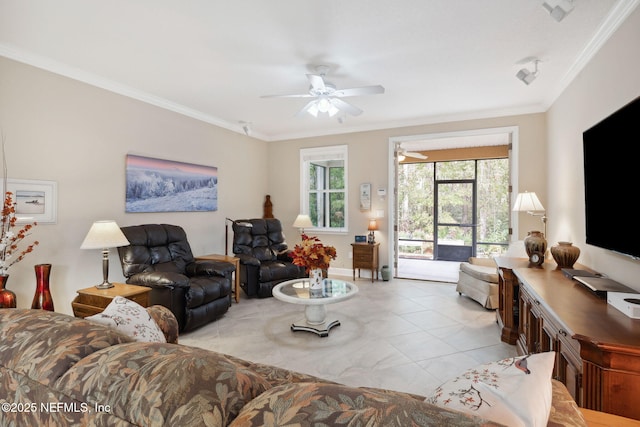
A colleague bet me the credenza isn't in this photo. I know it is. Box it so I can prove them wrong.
[504,261,640,420]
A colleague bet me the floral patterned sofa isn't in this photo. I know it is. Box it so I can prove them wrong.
[0,308,586,426]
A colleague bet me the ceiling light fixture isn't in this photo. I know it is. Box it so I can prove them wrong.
[516,59,540,85]
[542,0,574,22]
[307,97,340,118]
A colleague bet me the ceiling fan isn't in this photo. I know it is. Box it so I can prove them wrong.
[261,65,385,118]
[397,145,428,161]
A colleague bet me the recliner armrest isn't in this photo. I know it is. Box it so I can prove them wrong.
[235,253,261,267]
[127,272,191,289]
[186,260,235,277]
[276,250,294,262]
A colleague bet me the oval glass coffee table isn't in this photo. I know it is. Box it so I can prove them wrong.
[272,277,358,337]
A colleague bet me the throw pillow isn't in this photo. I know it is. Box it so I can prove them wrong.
[426,352,555,427]
[86,296,166,343]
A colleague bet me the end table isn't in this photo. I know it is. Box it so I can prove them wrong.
[72,283,151,318]
[351,242,380,282]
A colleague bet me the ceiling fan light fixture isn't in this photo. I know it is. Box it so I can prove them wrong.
[307,102,319,117]
[316,97,331,113]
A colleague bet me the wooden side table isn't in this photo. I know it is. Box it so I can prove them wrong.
[195,254,240,303]
[72,283,151,318]
[351,242,380,282]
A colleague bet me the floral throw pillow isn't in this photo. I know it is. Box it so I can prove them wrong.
[426,352,555,427]
[86,296,166,343]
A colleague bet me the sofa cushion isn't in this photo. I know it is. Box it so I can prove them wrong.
[460,262,499,283]
[0,309,132,386]
[229,382,502,427]
[57,342,273,426]
[426,352,555,427]
[86,296,166,343]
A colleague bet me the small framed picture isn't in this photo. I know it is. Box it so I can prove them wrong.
[359,183,371,211]
[355,235,367,243]
[3,179,58,224]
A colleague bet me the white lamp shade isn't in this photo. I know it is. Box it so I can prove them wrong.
[293,214,313,229]
[513,192,545,212]
[80,220,130,249]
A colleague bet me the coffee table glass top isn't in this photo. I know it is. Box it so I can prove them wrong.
[273,278,358,304]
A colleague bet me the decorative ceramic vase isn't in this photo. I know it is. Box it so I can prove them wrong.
[381,265,391,281]
[524,231,547,258]
[0,275,17,308]
[31,264,54,311]
[550,242,580,269]
[309,268,323,298]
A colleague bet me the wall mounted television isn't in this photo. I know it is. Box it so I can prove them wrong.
[583,95,640,259]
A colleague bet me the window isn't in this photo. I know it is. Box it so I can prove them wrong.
[300,145,348,232]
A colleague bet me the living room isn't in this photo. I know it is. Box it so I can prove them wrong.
[0,4,637,312]
[1,1,640,425]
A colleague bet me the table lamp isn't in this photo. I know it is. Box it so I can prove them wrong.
[367,219,378,244]
[80,220,130,289]
[513,191,547,237]
[293,214,313,234]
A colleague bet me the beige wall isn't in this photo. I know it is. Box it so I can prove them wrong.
[268,113,547,273]
[546,6,640,290]
[0,57,268,314]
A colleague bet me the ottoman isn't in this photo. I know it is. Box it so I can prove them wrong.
[456,257,499,309]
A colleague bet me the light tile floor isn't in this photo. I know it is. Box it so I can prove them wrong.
[180,276,517,397]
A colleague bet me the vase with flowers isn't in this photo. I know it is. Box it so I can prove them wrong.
[0,191,39,307]
[290,234,337,297]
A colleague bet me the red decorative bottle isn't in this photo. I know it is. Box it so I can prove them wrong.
[31,264,54,311]
[0,274,17,308]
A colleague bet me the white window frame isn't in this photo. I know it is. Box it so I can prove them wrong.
[300,145,348,233]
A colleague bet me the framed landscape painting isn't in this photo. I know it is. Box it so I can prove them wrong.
[125,154,218,213]
[4,179,58,224]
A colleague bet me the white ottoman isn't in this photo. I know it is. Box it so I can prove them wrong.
[456,258,499,309]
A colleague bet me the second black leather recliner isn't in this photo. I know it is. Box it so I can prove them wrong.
[232,218,306,298]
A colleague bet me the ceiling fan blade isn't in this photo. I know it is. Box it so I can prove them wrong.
[405,151,428,160]
[334,85,385,97]
[331,98,363,116]
[261,93,314,99]
[307,74,326,92]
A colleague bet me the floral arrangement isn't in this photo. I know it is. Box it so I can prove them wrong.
[290,234,337,272]
[0,191,39,276]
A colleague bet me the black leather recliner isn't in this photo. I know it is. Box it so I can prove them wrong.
[117,224,234,332]
[232,218,306,298]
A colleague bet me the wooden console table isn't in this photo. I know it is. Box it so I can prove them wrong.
[513,266,640,420]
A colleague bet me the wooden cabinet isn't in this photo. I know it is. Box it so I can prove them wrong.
[351,243,379,282]
[495,257,529,344]
[514,266,640,420]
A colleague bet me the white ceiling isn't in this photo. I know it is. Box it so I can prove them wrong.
[1,0,637,141]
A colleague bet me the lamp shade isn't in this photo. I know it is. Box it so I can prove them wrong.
[368,219,378,231]
[80,220,130,249]
[513,192,545,212]
[293,214,313,229]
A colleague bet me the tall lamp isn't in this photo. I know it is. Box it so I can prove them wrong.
[367,219,378,244]
[512,191,547,237]
[293,214,313,234]
[80,220,130,289]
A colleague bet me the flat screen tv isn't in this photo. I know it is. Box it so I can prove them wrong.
[583,95,640,259]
